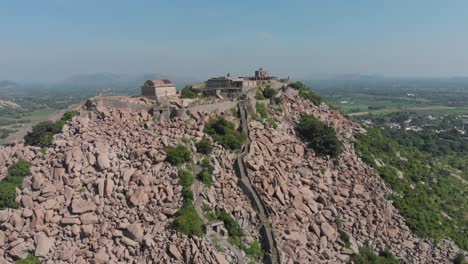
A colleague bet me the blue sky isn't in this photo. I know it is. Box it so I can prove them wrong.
[1,0,468,81]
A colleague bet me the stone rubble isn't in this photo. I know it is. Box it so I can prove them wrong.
[0,105,242,263]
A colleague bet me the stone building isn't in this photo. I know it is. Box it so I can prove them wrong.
[253,67,277,80]
[205,76,256,97]
[141,79,177,100]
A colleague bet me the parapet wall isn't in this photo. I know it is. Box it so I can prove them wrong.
[86,96,154,112]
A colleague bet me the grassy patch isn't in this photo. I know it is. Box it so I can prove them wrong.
[174,169,204,236]
[16,255,41,264]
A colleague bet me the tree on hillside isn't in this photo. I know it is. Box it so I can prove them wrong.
[296,115,342,157]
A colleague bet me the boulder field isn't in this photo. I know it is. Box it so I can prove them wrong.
[0,94,464,263]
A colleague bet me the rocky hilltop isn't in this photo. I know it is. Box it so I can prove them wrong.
[0,90,463,263]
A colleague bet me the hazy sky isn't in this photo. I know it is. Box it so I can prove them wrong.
[1,0,468,81]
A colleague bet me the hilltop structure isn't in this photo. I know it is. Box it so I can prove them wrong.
[204,68,277,97]
[252,67,277,80]
[141,79,177,100]
[205,76,256,97]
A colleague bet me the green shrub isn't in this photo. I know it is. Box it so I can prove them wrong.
[297,115,342,157]
[198,158,214,187]
[299,87,322,105]
[273,97,283,105]
[174,204,204,236]
[178,169,194,189]
[350,241,399,264]
[289,81,307,90]
[215,210,244,238]
[245,239,265,261]
[254,90,265,100]
[61,110,79,122]
[262,87,277,98]
[204,117,246,151]
[289,81,323,105]
[7,160,32,182]
[16,255,41,264]
[0,160,31,209]
[164,145,192,166]
[453,252,467,264]
[24,110,78,147]
[195,139,213,154]
[255,103,268,119]
[180,86,198,99]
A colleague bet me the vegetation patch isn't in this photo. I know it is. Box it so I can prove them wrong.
[0,160,31,209]
[197,158,214,187]
[205,209,245,248]
[350,241,399,264]
[180,86,198,99]
[24,110,78,147]
[195,139,213,154]
[16,255,42,264]
[204,117,246,151]
[355,127,468,250]
[290,81,322,105]
[262,86,277,99]
[296,115,342,157]
[254,90,266,100]
[255,102,277,128]
[174,169,204,236]
[245,239,265,262]
[164,145,192,166]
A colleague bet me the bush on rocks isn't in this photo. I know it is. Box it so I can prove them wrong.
[164,145,192,166]
[180,86,198,99]
[24,110,78,147]
[174,204,204,237]
[297,115,342,157]
[195,139,213,154]
[204,117,246,151]
[197,158,214,187]
[289,81,322,105]
[0,160,31,209]
[350,241,399,264]
[262,86,277,99]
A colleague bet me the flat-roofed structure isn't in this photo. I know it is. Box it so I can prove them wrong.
[205,76,256,97]
[141,79,177,100]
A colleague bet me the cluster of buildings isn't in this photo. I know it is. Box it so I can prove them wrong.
[140,68,278,100]
[205,68,277,97]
